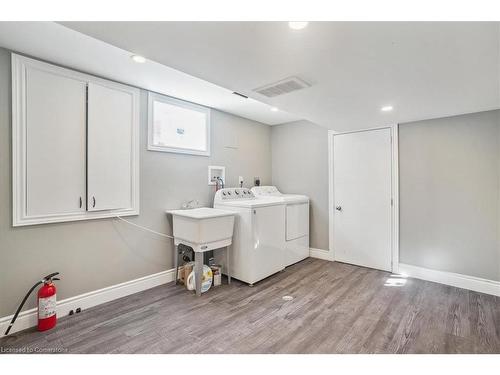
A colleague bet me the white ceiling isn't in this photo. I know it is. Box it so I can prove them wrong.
[0,22,299,125]
[61,21,500,131]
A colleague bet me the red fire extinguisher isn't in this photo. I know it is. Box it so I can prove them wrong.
[37,274,59,331]
[4,272,60,336]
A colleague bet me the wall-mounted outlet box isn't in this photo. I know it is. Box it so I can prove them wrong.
[238,176,244,186]
[208,166,226,185]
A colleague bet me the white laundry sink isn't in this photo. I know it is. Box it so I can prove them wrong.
[166,207,235,252]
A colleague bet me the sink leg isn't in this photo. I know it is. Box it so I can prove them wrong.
[226,246,231,285]
[194,251,203,296]
[174,244,179,285]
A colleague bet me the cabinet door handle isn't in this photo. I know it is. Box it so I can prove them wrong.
[92,196,96,208]
[79,196,82,208]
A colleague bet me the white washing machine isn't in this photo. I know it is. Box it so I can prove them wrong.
[251,186,309,266]
[213,187,286,285]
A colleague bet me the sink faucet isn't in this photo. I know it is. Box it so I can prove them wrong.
[182,199,199,209]
[216,176,224,189]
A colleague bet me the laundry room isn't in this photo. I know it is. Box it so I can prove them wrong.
[0,2,500,373]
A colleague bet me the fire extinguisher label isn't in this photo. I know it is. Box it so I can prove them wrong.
[39,295,56,319]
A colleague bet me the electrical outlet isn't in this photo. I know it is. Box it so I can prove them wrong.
[238,176,244,186]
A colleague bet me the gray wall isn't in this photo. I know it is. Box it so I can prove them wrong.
[399,110,500,281]
[271,120,329,250]
[0,47,272,317]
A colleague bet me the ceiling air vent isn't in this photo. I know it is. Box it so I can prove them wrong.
[253,76,311,98]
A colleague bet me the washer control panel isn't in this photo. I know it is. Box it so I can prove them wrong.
[214,188,255,202]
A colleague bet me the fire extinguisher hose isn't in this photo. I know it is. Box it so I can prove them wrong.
[4,272,60,336]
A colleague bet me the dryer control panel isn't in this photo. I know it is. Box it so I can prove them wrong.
[251,186,281,196]
[214,188,255,203]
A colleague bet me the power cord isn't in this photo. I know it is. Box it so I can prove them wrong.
[115,216,174,240]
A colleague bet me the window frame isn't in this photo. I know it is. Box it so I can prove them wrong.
[147,92,211,156]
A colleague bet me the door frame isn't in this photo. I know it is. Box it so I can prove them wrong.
[328,124,399,273]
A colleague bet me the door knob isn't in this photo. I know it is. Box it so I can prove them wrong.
[335,206,342,211]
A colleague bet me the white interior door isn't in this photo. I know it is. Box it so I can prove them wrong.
[333,128,392,271]
[87,82,134,211]
[25,66,87,216]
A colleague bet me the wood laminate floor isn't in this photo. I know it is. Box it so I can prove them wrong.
[1,258,499,354]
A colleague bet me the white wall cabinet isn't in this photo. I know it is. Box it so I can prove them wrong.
[12,54,140,226]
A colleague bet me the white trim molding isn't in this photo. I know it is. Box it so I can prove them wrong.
[0,268,176,337]
[310,248,334,261]
[391,124,400,273]
[328,131,335,260]
[399,263,500,297]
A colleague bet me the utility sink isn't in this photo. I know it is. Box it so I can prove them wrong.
[166,207,235,252]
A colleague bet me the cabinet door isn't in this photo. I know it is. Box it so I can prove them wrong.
[252,205,286,278]
[25,66,87,217]
[286,203,309,240]
[87,82,138,211]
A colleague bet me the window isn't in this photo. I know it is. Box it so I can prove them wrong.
[147,93,211,156]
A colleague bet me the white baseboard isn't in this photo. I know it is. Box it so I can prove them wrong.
[398,263,500,297]
[0,268,176,337]
[309,248,334,261]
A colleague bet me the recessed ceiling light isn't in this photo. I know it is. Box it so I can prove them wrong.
[381,105,393,112]
[270,107,279,112]
[288,22,309,30]
[131,55,146,63]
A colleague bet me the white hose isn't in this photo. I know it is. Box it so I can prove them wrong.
[115,215,174,239]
